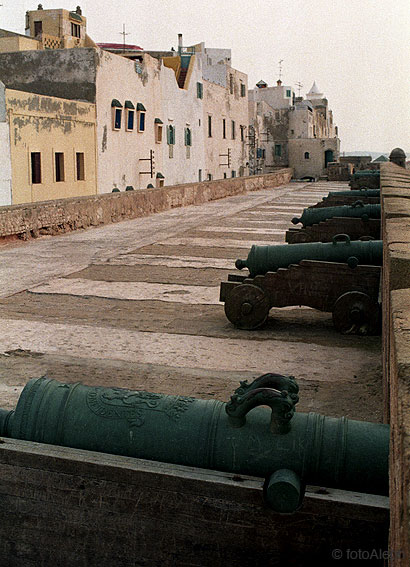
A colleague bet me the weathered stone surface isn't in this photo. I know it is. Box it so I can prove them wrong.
[0,170,292,240]
[380,162,410,564]
[389,289,410,566]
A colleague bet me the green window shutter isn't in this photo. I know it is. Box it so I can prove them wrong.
[197,82,203,99]
[166,125,171,145]
[184,128,187,146]
[188,128,192,146]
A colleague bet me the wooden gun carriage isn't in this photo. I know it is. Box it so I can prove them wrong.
[220,236,382,334]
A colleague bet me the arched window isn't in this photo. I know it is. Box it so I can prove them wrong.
[304,152,310,159]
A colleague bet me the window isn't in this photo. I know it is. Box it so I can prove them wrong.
[124,101,135,131]
[185,127,192,159]
[167,125,175,145]
[76,152,85,180]
[126,110,135,130]
[111,99,123,130]
[207,173,212,181]
[240,125,245,142]
[286,89,291,97]
[231,171,236,178]
[198,169,202,182]
[71,23,81,38]
[197,82,203,99]
[223,173,227,179]
[167,125,175,158]
[155,119,163,143]
[304,152,310,159]
[274,144,282,157]
[222,119,226,139]
[34,21,43,37]
[229,74,234,94]
[257,148,266,159]
[31,152,41,184]
[185,127,192,146]
[136,103,146,132]
[114,109,122,129]
[231,120,235,140]
[55,153,65,182]
[208,115,212,137]
[240,83,246,97]
[138,112,145,132]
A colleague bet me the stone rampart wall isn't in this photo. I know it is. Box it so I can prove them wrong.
[0,170,292,240]
[380,162,410,564]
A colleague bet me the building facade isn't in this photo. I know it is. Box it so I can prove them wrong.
[0,7,249,205]
[0,81,97,205]
[249,80,340,179]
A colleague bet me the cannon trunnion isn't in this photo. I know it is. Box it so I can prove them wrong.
[0,375,389,514]
[220,236,382,332]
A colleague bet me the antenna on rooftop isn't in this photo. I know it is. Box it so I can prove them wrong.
[119,24,130,53]
[296,81,303,97]
[278,59,284,82]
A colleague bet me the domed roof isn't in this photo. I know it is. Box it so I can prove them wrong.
[306,81,323,99]
[389,147,406,167]
[389,147,405,158]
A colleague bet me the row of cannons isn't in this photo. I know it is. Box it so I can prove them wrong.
[0,173,389,517]
[221,171,382,334]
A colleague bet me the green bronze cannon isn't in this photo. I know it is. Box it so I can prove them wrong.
[291,202,381,228]
[220,236,382,332]
[350,170,380,189]
[310,190,380,209]
[235,236,382,278]
[326,189,380,198]
[0,375,389,513]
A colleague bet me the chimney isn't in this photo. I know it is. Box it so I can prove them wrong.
[178,34,183,52]
[277,79,282,86]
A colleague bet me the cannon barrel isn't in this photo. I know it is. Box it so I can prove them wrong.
[0,375,389,510]
[235,235,382,277]
[326,189,380,198]
[292,202,380,227]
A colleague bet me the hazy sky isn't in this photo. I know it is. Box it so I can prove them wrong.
[1,1,409,153]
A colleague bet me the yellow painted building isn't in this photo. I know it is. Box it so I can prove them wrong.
[4,88,97,204]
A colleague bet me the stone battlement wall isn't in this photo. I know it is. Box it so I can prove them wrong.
[380,161,410,565]
[0,170,292,241]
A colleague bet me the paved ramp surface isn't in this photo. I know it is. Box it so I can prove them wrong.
[0,181,382,421]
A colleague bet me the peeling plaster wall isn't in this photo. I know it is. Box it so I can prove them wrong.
[0,82,12,206]
[0,48,97,102]
[95,49,165,193]
[6,88,97,204]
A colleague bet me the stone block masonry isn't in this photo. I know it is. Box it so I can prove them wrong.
[380,161,410,565]
[0,170,292,241]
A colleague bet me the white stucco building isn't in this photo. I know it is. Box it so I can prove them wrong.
[0,7,249,204]
[249,79,340,179]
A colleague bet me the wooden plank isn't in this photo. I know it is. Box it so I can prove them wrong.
[0,439,389,567]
